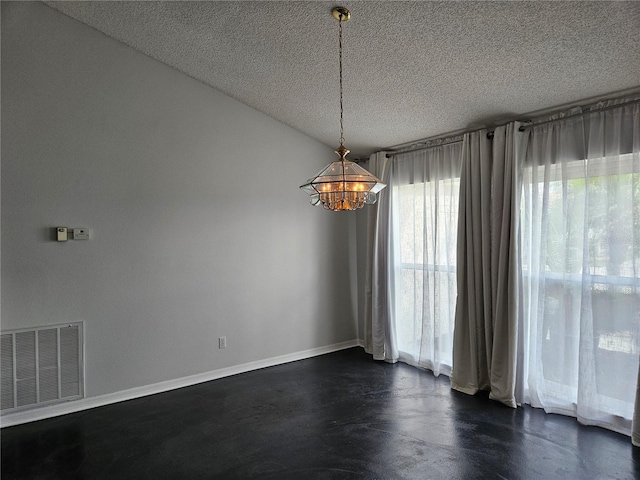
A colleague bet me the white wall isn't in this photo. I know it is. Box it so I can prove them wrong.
[1,2,357,400]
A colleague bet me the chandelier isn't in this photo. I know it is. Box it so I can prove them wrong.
[300,7,386,211]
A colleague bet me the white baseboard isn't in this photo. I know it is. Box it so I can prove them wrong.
[1,340,361,428]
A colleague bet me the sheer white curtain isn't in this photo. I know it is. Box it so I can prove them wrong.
[392,143,462,376]
[635,366,640,445]
[521,100,640,435]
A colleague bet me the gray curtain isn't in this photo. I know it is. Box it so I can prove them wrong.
[635,361,640,446]
[363,152,398,362]
[450,124,524,408]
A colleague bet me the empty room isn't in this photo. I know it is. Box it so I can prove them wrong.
[1,1,639,479]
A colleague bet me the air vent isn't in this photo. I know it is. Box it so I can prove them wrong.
[1,322,84,413]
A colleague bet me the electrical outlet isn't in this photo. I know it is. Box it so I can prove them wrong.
[218,336,226,349]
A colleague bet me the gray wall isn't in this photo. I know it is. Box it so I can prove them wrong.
[1,2,357,399]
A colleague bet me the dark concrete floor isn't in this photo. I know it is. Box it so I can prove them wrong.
[1,347,638,479]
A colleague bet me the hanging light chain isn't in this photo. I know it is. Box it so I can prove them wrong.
[338,14,345,147]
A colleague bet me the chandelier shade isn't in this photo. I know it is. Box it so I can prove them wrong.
[300,147,386,211]
[300,7,386,211]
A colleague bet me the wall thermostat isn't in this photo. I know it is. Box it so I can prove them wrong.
[57,227,68,242]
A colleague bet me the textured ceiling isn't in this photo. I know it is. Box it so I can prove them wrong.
[43,1,640,157]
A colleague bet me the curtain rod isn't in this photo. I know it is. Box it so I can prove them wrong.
[385,137,463,158]
[385,97,640,159]
[517,98,640,132]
